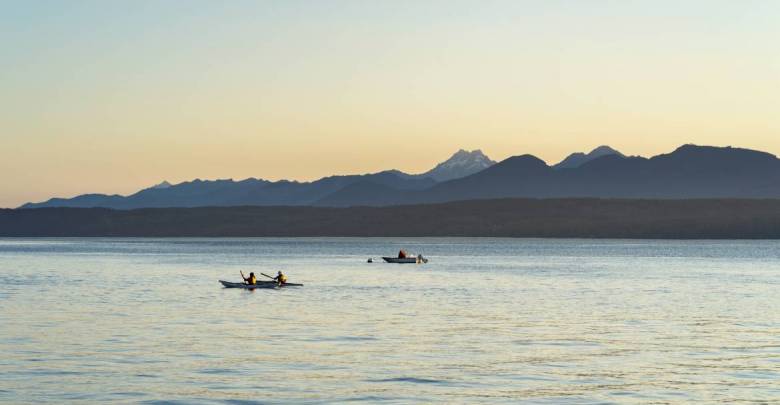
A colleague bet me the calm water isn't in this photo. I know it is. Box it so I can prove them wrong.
[1,238,779,404]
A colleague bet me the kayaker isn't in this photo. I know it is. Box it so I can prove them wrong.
[273,271,287,285]
[241,271,257,285]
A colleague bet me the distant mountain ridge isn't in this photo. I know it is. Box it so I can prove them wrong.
[554,145,625,169]
[20,149,491,209]
[20,144,780,209]
[313,144,780,206]
[21,171,436,210]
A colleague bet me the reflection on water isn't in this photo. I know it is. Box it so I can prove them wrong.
[1,238,779,403]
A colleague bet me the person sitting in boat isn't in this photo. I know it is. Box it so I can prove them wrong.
[242,271,257,285]
[273,271,288,285]
[398,249,407,259]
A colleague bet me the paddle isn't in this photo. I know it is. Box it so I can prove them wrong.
[262,272,290,286]
[260,272,302,287]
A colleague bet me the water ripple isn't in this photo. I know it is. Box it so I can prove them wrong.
[2,237,780,403]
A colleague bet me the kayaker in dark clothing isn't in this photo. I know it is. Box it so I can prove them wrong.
[273,271,287,285]
[241,271,257,285]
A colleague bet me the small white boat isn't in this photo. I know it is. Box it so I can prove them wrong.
[382,255,428,264]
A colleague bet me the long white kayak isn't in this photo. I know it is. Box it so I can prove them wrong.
[219,280,303,289]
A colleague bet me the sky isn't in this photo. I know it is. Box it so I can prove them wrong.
[1,0,779,208]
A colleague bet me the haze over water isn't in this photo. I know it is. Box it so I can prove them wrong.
[1,238,779,403]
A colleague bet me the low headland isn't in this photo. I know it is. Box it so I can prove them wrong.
[3,198,780,239]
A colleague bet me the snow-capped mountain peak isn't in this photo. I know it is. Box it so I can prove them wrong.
[150,181,172,190]
[421,149,496,181]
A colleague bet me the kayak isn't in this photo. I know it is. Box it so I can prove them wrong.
[219,280,303,289]
[382,256,428,264]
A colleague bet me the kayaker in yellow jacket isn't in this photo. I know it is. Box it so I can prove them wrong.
[273,271,287,285]
[241,271,257,285]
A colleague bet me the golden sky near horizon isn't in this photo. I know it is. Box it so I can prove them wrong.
[1,1,779,207]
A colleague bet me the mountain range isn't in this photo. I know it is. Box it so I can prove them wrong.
[20,144,780,209]
[21,149,496,209]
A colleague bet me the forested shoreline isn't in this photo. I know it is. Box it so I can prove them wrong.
[3,198,780,239]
